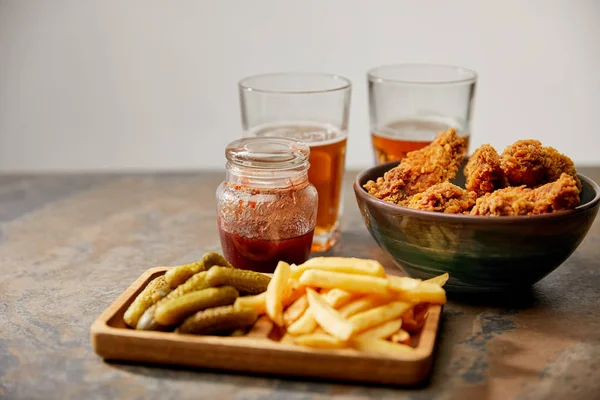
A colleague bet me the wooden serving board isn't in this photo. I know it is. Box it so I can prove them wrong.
[91,267,443,386]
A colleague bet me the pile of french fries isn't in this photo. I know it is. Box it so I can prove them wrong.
[234,257,448,354]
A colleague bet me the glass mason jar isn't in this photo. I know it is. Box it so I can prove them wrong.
[216,137,318,273]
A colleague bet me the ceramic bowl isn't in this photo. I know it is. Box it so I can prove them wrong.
[354,161,600,293]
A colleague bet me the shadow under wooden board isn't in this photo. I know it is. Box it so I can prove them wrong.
[91,267,443,386]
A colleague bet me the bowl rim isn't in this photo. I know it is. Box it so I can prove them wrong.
[353,163,600,223]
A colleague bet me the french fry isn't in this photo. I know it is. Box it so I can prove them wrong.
[349,301,412,333]
[289,264,301,280]
[355,318,402,340]
[338,295,387,318]
[266,261,291,326]
[246,315,274,338]
[402,319,420,333]
[233,283,301,317]
[402,304,429,332]
[386,275,422,292]
[234,293,266,315]
[388,277,447,305]
[286,309,318,335]
[299,270,389,294]
[353,338,417,355]
[283,294,309,327]
[243,256,447,353]
[306,288,354,341]
[294,257,386,278]
[323,288,354,309]
[284,285,306,306]
[280,333,296,345]
[424,272,449,287]
[286,289,349,335]
[404,282,446,304]
[390,329,411,344]
[284,289,353,335]
[294,333,347,349]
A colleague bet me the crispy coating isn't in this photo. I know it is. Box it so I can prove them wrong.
[464,144,507,196]
[470,173,580,216]
[500,141,580,189]
[542,147,581,190]
[500,140,546,187]
[406,182,477,214]
[364,129,468,203]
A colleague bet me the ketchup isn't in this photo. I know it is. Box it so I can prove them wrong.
[219,228,314,273]
[216,137,319,273]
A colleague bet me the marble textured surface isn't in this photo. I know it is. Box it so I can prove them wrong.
[0,169,599,400]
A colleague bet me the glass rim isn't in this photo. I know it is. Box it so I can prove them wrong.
[239,72,352,94]
[367,63,478,85]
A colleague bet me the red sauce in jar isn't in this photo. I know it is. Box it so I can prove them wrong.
[217,137,318,273]
[218,228,314,273]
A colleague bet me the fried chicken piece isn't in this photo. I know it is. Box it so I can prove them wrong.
[500,140,546,187]
[470,173,580,216]
[500,140,581,189]
[363,128,468,203]
[542,146,581,190]
[464,144,507,196]
[406,182,477,214]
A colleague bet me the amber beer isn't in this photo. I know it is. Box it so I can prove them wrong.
[250,123,347,252]
[372,118,470,164]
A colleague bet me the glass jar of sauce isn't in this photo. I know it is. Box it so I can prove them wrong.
[216,137,318,272]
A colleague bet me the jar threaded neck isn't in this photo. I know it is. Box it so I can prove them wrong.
[224,137,311,188]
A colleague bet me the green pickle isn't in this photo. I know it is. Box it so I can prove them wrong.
[161,271,210,302]
[177,305,258,335]
[136,304,168,331]
[155,286,239,326]
[148,271,211,328]
[123,276,171,328]
[134,271,210,330]
[205,266,270,295]
[165,252,233,288]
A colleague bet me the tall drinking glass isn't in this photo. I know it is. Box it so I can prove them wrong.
[239,73,351,252]
[368,64,477,164]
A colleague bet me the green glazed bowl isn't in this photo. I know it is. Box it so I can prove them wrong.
[354,161,600,293]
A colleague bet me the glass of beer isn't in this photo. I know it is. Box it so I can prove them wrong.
[239,73,351,252]
[368,64,477,164]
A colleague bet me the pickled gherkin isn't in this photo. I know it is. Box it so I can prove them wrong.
[123,276,171,328]
[149,271,211,327]
[177,305,258,335]
[154,286,239,326]
[161,271,210,303]
[136,304,168,331]
[205,266,270,295]
[164,252,233,288]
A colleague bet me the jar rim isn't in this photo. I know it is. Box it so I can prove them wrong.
[225,137,310,170]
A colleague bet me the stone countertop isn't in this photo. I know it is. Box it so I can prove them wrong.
[0,168,599,400]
